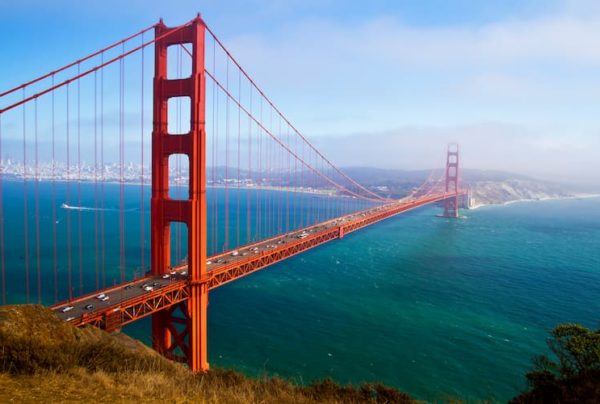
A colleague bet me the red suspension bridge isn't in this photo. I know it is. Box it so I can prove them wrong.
[0,16,463,371]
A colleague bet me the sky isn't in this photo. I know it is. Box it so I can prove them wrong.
[1,0,600,185]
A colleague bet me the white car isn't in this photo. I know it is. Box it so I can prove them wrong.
[96,293,106,300]
[143,285,154,292]
[231,250,239,256]
[162,274,170,279]
[181,270,188,276]
[61,306,74,313]
[100,296,109,302]
[66,317,76,322]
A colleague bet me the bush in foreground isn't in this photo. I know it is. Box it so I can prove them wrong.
[511,324,600,403]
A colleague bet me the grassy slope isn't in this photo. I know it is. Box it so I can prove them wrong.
[0,305,414,403]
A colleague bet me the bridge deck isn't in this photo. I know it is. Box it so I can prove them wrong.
[51,193,455,331]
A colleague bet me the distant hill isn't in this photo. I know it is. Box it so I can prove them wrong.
[341,166,533,184]
[207,165,589,206]
[339,167,590,206]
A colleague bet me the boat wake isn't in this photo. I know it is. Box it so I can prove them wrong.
[60,203,136,212]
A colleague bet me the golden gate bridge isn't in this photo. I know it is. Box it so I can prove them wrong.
[0,15,462,372]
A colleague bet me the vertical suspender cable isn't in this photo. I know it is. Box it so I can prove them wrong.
[266,115,270,236]
[66,84,72,301]
[299,139,303,228]
[77,64,83,295]
[34,99,41,303]
[0,114,5,304]
[246,81,252,242]
[311,150,315,225]
[140,34,145,275]
[280,121,283,232]
[51,75,58,302]
[94,71,99,288]
[211,39,217,254]
[315,153,319,224]
[224,57,229,251]
[266,106,271,236]
[293,125,298,230]
[214,70,219,253]
[236,69,241,248]
[278,117,282,234]
[327,161,331,221]
[267,108,272,236]
[255,98,260,240]
[266,111,270,236]
[286,124,290,232]
[100,53,106,288]
[270,124,274,235]
[22,89,30,302]
[119,44,126,282]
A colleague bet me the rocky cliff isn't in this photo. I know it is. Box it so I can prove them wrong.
[467,178,576,208]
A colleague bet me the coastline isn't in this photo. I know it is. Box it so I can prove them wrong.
[468,193,600,210]
[0,175,344,198]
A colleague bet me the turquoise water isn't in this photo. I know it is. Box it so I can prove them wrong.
[196,197,600,401]
[130,196,600,401]
[2,180,600,401]
[1,181,369,302]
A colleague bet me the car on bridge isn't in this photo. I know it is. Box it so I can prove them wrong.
[61,306,74,313]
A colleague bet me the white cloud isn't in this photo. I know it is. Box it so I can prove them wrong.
[450,73,535,99]
[211,5,600,184]
[226,12,600,81]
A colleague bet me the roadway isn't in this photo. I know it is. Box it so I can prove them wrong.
[52,193,456,330]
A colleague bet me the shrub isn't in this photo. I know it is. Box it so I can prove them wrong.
[511,324,600,403]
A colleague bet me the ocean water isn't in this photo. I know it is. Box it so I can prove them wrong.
[193,196,600,402]
[2,180,600,401]
[1,180,371,302]
[128,194,600,401]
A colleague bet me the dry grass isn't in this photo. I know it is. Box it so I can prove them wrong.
[0,369,414,403]
[0,305,415,403]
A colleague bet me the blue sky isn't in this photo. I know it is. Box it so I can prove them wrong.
[1,0,599,184]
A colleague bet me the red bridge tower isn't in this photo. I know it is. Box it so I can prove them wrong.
[443,143,460,218]
[151,16,209,371]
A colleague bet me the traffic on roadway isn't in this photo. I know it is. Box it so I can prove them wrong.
[52,197,443,323]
